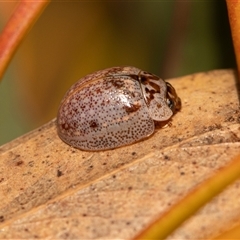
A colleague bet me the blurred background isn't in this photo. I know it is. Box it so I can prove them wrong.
[0,1,236,145]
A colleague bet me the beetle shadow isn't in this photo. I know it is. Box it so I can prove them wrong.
[154,119,172,130]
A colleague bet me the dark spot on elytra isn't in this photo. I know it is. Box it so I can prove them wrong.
[149,81,161,92]
[71,108,79,115]
[110,80,125,89]
[145,88,155,95]
[140,73,160,84]
[101,99,110,106]
[124,103,141,113]
[95,88,102,94]
[130,92,136,98]
[157,103,162,108]
[89,120,99,128]
[72,121,78,128]
[145,88,155,103]
[141,71,159,80]
[128,74,138,81]
[0,216,4,222]
[61,123,70,130]
[140,75,148,83]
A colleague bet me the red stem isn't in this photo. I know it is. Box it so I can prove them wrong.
[226,0,240,77]
[0,0,49,81]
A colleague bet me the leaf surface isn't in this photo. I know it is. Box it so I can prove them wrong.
[0,69,240,239]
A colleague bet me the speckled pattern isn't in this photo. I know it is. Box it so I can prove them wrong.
[57,66,181,150]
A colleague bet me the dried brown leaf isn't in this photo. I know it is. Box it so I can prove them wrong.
[0,69,240,239]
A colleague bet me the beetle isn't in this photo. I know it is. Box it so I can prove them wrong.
[57,66,181,151]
